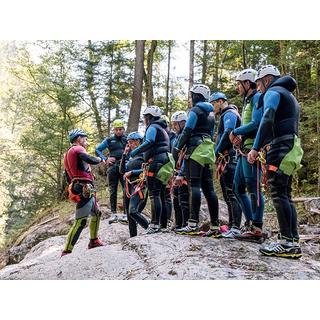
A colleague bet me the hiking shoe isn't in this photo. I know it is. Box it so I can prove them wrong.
[146,224,160,234]
[259,241,302,259]
[200,226,222,238]
[119,215,129,225]
[175,223,200,235]
[219,225,229,233]
[108,214,119,224]
[61,250,72,257]
[235,225,265,243]
[222,227,240,239]
[88,238,104,249]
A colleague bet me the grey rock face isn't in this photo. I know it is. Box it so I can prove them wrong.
[1,216,320,280]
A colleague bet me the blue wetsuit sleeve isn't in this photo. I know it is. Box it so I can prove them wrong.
[215,112,238,155]
[95,138,109,160]
[185,111,198,130]
[253,90,280,150]
[175,111,198,150]
[130,126,157,157]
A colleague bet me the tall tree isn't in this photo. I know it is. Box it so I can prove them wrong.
[201,40,208,84]
[189,40,195,107]
[165,40,172,115]
[127,40,145,132]
[85,40,104,140]
[144,40,157,106]
[242,40,247,69]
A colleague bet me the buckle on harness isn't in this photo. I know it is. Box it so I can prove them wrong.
[267,164,278,172]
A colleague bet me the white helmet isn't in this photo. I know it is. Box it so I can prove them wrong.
[142,105,162,117]
[190,84,210,100]
[171,111,187,122]
[255,65,280,81]
[236,68,257,83]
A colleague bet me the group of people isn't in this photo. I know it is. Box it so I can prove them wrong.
[62,64,304,260]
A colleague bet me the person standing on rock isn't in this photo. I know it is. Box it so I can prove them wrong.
[229,69,265,243]
[170,111,190,231]
[247,65,304,259]
[119,131,149,237]
[95,119,128,225]
[174,85,221,238]
[211,92,243,238]
[129,106,174,234]
[161,114,176,228]
[62,129,104,257]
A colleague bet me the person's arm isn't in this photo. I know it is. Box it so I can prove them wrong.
[233,105,263,137]
[95,138,110,161]
[78,152,102,165]
[215,112,238,156]
[130,126,157,157]
[131,169,143,176]
[252,90,280,151]
[175,111,198,151]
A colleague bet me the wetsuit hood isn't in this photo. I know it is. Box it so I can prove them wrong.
[151,118,168,129]
[195,102,214,113]
[269,75,297,93]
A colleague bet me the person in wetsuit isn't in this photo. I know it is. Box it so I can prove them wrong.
[95,119,127,224]
[120,131,149,237]
[129,106,172,234]
[62,129,104,257]
[170,111,190,231]
[175,84,221,238]
[211,92,243,238]
[229,69,265,243]
[247,65,303,259]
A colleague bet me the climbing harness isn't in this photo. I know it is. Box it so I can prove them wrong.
[215,152,229,180]
[125,170,146,200]
[67,181,96,203]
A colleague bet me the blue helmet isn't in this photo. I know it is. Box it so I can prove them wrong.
[127,131,143,141]
[209,92,227,102]
[68,129,88,143]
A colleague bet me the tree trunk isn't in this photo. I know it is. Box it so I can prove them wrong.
[127,40,145,133]
[242,40,247,69]
[201,40,208,84]
[165,40,172,115]
[213,41,220,89]
[189,40,195,107]
[145,40,157,106]
[86,40,104,140]
[279,40,287,74]
[107,41,115,136]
